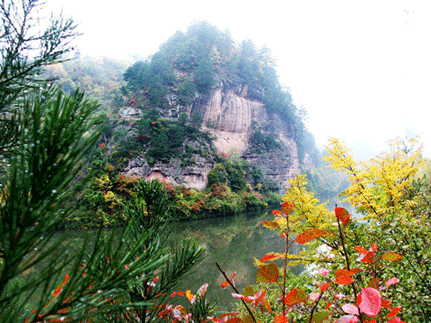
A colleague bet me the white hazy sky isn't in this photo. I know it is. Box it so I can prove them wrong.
[46,0,431,158]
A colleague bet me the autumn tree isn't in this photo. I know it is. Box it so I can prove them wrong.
[283,138,430,322]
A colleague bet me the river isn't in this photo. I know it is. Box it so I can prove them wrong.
[169,210,303,311]
[27,210,304,314]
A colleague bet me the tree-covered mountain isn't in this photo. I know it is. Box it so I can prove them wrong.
[121,21,315,159]
[43,55,129,113]
[42,21,323,223]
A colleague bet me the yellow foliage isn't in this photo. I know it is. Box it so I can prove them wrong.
[281,137,426,267]
[324,137,424,221]
[94,174,113,191]
[283,174,334,237]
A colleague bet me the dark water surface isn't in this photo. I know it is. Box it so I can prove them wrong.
[27,210,303,313]
[169,210,303,311]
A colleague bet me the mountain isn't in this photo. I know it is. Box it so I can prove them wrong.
[44,55,129,114]
[105,21,319,192]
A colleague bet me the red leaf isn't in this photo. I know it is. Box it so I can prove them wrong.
[381,299,392,309]
[337,315,359,323]
[272,209,281,215]
[357,288,381,317]
[257,263,279,283]
[320,282,330,292]
[335,269,355,277]
[226,318,241,323]
[274,315,288,323]
[296,228,328,244]
[309,292,320,301]
[281,201,294,216]
[284,288,306,306]
[335,275,354,285]
[385,277,400,288]
[196,283,208,298]
[342,304,359,315]
[171,291,185,298]
[388,306,402,318]
[361,252,375,263]
[254,290,266,306]
[318,268,329,276]
[354,246,368,254]
[261,253,278,262]
[221,272,236,289]
[335,207,351,225]
[231,293,250,302]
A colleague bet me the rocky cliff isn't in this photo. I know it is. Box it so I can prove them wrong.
[113,21,317,192]
[198,81,302,189]
[118,79,306,191]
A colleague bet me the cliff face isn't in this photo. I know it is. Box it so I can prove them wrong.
[120,80,304,191]
[199,81,301,189]
[116,22,317,192]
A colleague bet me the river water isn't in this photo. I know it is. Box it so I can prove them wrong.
[27,210,303,313]
[169,210,303,311]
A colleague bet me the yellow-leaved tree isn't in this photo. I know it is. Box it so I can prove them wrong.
[283,137,430,322]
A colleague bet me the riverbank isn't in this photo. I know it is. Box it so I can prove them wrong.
[65,176,282,229]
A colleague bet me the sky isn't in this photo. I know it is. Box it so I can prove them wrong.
[46,0,431,158]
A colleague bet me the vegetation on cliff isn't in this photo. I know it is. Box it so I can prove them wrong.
[121,21,317,162]
[51,21,324,226]
[71,152,280,227]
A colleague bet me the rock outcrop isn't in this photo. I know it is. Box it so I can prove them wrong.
[196,81,301,189]
[124,154,214,191]
[120,80,305,191]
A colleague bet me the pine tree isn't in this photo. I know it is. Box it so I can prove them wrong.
[0,1,205,321]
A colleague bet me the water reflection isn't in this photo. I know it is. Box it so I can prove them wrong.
[170,210,303,311]
[28,211,303,313]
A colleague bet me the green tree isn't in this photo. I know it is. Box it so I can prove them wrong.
[0,1,204,321]
[0,0,77,151]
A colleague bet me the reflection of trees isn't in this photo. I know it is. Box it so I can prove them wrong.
[170,211,303,311]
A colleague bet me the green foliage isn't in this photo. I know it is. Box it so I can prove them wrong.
[121,21,306,139]
[132,110,212,165]
[193,58,216,95]
[0,2,206,321]
[0,0,78,110]
[112,179,206,322]
[44,56,128,112]
[77,171,140,227]
[248,122,281,153]
[123,54,175,107]
[207,157,247,193]
[119,20,319,181]
[207,164,229,186]
[177,79,198,106]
